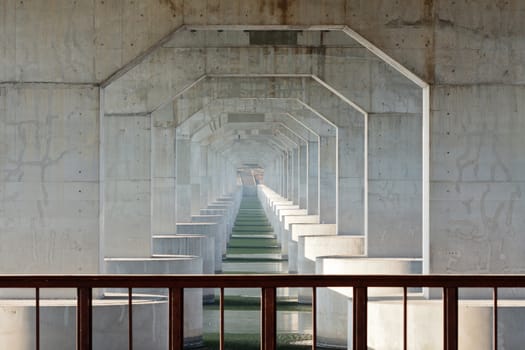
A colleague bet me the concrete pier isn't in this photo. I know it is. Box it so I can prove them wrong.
[315,257,422,349]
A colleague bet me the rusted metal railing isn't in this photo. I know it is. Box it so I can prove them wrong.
[0,274,523,350]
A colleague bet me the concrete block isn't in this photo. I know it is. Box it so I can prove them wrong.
[0,298,177,350]
[192,215,227,255]
[315,257,422,349]
[368,298,525,350]
[279,215,320,256]
[176,223,220,273]
[103,256,202,346]
[287,224,337,273]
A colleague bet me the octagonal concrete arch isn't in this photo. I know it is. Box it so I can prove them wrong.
[100,25,429,272]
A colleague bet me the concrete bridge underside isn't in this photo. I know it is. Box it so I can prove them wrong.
[0,5,525,348]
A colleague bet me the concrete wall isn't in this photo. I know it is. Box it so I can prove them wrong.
[0,0,524,278]
[0,85,99,274]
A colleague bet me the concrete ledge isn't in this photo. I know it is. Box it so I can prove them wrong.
[298,236,365,275]
[296,237,364,303]
[154,232,221,303]
[104,256,202,270]
[192,215,228,255]
[277,208,305,222]
[315,256,421,349]
[152,234,216,302]
[367,298,525,349]
[176,223,220,273]
[152,235,207,261]
[284,215,320,231]
[0,297,191,349]
[207,202,236,233]
[291,224,337,242]
[279,215,320,256]
[317,257,422,297]
[288,224,337,273]
[103,256,203,339]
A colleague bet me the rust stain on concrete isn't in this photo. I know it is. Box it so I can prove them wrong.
[159,0,180,17]
[277,0,293,24]
[423,0,436,83]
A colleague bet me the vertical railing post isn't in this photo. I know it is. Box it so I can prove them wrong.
[128,288,133,350]
[220,288,225,350]
[443,287,458,350]
[261,287,276,350]
[35,288,40,350]
[169,288,184,350]
[403,286,407,350]
[312,287,317,350]
[77,288,92,350]
[353,286,367,350]
[493,287,498,350]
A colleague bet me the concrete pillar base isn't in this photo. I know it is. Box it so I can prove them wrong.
[315,257,421,349]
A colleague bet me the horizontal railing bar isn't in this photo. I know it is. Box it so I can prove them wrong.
[0,274,524,289]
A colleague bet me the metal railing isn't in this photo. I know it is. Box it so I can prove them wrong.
[0,274,523,350]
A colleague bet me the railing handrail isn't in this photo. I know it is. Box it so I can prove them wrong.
[0,274,520,350]
[0,273,523,288]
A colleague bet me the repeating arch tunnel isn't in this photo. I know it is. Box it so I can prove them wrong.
[97,25,429,348]
[101,26,426,261]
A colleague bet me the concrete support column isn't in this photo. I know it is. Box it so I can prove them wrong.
[176,133,192,223]
[338,126,365,235]
[208,149,218,202]
[276,156,283,196]
[104,114,151,258]
[319,135,337,224]
[200,145,209,209]
[215,154,229,197]
[224,160,235,194]
[190,141,201,216]
[220,155,227,196]
[367,113,422,257]
[287,151,293,200]
[152,105,176,235]
[291,148,299,205]
[299,144,308,208]
[281,154,288,198]
[307,141,319,215]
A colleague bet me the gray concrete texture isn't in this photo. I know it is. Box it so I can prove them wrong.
[0,298,171,350]
[0,3,524,348]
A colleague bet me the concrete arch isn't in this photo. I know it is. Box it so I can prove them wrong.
[101,24,428,268]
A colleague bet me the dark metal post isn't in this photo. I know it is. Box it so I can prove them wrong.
[220,288,225,350]
[77,288,92,350]
[312,287,317,350]
[261,287,276,350]
[169,288,184,350]
[353,287,367,350]
[493,287,498,350]
[35,288,40,350]
[443,287,458,350]
[403,286,407,350]
[128,288,133,350]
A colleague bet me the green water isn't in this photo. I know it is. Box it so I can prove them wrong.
[226,196,281,256]
[202,193,312,350]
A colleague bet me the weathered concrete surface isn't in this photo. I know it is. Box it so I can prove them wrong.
[368,113,422,258]
[0,298,171,350]
[104,114,151,258]
[430,85,525,276]
[288,223,337,273]
[368,298,525,350]
[175,223,220,273]
[315,257,422,349]
[0,0,524,296]
[0,85,100,279]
